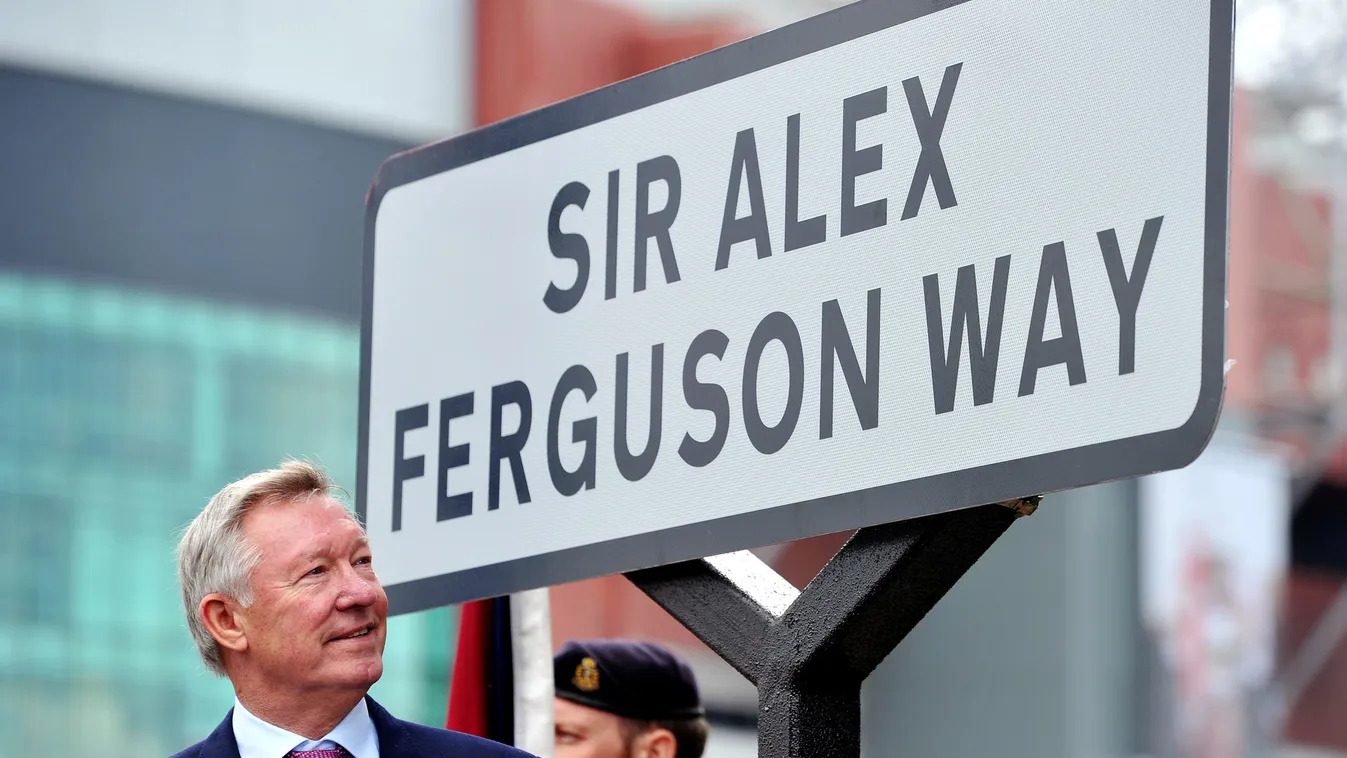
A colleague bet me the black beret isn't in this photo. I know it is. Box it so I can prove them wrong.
[554,639,704,721]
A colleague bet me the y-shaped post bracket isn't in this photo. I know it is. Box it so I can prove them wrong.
[624,498,1039,758]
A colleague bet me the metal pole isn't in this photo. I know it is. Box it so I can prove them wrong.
[625,497,1039,758]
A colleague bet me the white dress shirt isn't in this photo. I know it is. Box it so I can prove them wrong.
[232,695,381,758]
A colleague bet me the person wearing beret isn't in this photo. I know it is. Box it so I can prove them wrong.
[553,639,710,758]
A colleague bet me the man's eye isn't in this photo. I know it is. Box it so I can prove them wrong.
[355,556,372,566]
[307,566,324,576]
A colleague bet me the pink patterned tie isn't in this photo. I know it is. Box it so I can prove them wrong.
[287,749,352,758]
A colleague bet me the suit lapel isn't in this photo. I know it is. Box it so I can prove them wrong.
[198,707,242,758]
[366,696,416,757]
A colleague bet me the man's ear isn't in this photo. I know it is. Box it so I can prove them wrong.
[632,726,676,758]
[199,593,249,655]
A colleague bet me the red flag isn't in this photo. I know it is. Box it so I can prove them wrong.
[447,598,491,736]
[447,597,515,743]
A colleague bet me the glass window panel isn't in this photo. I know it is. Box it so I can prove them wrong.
[0,274,458,753]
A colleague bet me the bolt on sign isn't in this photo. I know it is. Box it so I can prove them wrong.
[358,0,1231,613]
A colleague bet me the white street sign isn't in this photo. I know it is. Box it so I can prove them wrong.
[358,0,1231,612]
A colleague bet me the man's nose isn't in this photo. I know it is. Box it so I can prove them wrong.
[334,566,379,609]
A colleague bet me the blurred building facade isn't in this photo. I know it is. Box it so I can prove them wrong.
[1,1,1346,757]
[0,2,473,754]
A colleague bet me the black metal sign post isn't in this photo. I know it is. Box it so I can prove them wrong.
[625,497,1039,758]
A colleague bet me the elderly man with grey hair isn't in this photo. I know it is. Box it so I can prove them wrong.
[170,459,534,758]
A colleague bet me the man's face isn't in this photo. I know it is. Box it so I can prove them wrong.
[555,697,631,758]
[235,495,388,694]
[554,698,677,758]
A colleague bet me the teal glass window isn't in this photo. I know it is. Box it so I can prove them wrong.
[0,272,454,755]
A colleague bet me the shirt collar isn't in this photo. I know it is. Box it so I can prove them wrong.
[232,695,380,758]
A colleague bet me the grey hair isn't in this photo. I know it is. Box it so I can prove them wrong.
[175,459,343,676]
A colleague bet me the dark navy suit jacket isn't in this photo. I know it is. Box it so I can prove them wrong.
[168,696,536,758]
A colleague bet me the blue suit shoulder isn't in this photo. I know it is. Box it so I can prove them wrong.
[400,720,537,756]
[164,729,530,758]
[369,697,538,758]
[165,708,231,758]
[166,698,538,758]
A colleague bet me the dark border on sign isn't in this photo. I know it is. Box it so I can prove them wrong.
[358,0,1232,615]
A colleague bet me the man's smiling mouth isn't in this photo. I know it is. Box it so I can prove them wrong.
[331,627,373,641]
